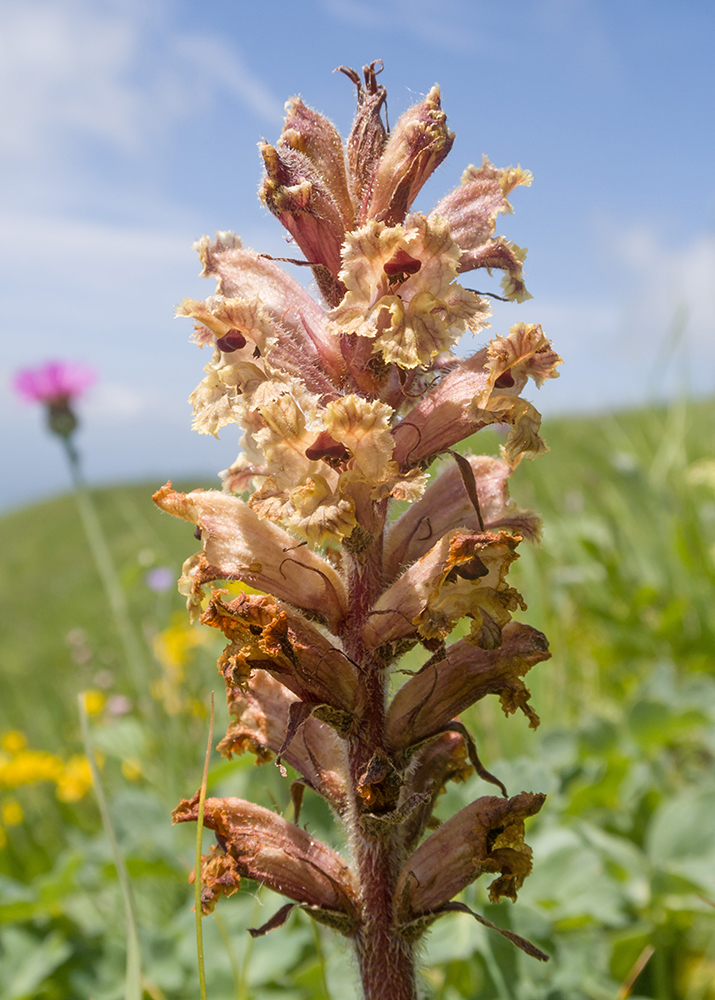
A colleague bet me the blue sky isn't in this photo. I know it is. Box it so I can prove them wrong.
[2,0,714,509]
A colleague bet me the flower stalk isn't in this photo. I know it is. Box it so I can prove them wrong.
[158,61,561,999]
[14,362,149,700]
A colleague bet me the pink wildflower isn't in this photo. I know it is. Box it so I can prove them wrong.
[14,361,96,405]
[14,361,96,439]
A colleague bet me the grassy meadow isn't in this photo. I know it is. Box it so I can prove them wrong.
[1,398,715,999]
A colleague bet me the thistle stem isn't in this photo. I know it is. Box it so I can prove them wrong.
[61,436,148,700]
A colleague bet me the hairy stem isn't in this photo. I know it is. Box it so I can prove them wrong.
[341,530,418,1000]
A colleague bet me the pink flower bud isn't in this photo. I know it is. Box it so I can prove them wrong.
[365,85,455,226]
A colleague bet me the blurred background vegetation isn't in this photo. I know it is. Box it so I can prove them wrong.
[2,397,715,1000]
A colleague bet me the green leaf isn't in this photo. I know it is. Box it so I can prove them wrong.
[0,927,72,1000]
[646,786,715,887]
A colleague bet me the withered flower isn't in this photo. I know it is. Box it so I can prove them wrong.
[157,61,558,1000]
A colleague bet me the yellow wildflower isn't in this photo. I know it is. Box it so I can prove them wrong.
[1,799,24,826]
[121,759,142,782]
[153,611,213,672]
[56,755,93,803]
[81,690,105,716]
[0,750,64,789]
[1,731,27,754]
[152,612,213,715]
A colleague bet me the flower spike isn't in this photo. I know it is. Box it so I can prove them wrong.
[160,62,556,999]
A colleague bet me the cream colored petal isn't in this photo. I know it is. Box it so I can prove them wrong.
[331,215,487,368]
[178,296,276,355]
[289,475,356,541]
[484,323,562,393]
[324,396,395,481]
[189,365,245,436]
[251,473,356,545]
[252,389,319,488]
[332,221,405,327]
[471,396,549,463]
[189,355,270,437]
[152,484,347,628]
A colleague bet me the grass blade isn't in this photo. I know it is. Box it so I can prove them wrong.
[78,694,142,1000]
[195,692,215,1000]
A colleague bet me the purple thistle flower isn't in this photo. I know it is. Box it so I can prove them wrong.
[14,361,96,405]
[14,360,97,439]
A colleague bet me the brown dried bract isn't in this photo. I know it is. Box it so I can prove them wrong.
[394,790,546,921]
[174,793,359,922]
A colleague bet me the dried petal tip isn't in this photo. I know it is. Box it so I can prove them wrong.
[174,794,359,925]
[395,791,545,923]
[337,60,388,214]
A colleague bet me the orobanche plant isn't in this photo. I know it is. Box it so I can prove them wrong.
[155,61,561,1000]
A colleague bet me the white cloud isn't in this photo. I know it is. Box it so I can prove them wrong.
[320,0,620,61]
[320,0,483,50]
[614,227,715,397]
[0,0,283,164]
[84,383,146,420]
[170,34,284,125]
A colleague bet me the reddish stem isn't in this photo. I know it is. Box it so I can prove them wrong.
[340,531,419,1000]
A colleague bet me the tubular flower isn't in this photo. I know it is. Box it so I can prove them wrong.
[157,62,558,1000]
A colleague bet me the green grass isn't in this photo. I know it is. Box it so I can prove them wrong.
[0,480,212,748]
[1,398,715,998]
